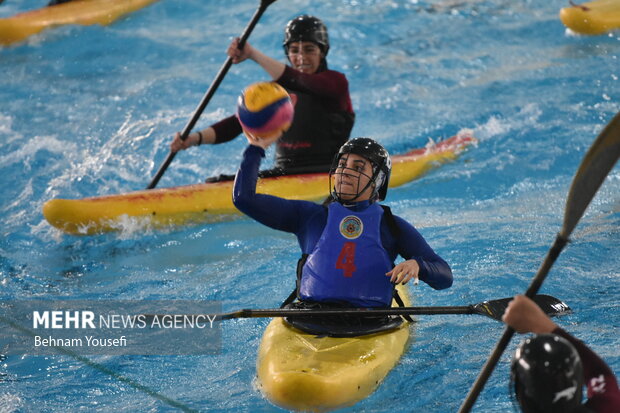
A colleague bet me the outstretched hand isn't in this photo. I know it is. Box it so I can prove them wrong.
[386,259,420,285]
[502,295,557,334]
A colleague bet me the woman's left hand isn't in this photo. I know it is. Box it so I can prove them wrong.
[386,259,420,285]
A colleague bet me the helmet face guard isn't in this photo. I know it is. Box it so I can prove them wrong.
[283,15,329,56]
[511,334,584,413]
[329,138,391,203]
[330,155,376,203]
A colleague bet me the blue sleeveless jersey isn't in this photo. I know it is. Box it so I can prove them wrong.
[299,202,394,307]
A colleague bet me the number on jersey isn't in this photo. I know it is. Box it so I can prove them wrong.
[335,242,357,277]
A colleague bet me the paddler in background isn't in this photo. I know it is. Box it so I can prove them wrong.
[503,295,620,413]
[233,132,453,335]
[170,15,355,181]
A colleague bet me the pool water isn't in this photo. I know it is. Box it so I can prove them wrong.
[1,0,619,412]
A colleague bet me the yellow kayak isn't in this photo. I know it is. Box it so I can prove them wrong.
[559,0,620,35]
[0,0,158,46]
[256,286,412,412]
[42,133,476,235]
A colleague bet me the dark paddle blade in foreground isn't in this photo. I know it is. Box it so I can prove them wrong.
[458,111,620,413]
[146,0,278,189]
[212,295,570,322]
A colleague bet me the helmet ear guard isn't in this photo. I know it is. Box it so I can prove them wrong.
[375,156,391,201]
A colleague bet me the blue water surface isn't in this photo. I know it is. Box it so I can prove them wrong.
[1,0,619,412]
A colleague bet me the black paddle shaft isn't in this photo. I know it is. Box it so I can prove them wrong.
[212,295,570,322]
[147,0,278,189]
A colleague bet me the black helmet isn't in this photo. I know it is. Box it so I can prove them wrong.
[330,138,391,202]
[283,15,329,56]
[511,334,584,413]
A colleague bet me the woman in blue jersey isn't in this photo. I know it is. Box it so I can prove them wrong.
[233,132,453,329]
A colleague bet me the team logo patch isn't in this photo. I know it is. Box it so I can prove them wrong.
[340,216,363,239]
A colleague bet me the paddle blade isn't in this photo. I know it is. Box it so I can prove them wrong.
[561,111,620,238]
[471,294,571,321]
[530,294,571,316]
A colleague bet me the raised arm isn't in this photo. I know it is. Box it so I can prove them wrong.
[232,141,318,233]
[227,38,286,81]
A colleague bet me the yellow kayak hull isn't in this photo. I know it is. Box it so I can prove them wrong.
[559,0,620,35]
[42,134,476,235]
[256,286,412,412]
[0,0,158,46]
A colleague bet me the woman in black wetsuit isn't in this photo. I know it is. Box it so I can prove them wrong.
[170,15,355,180]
